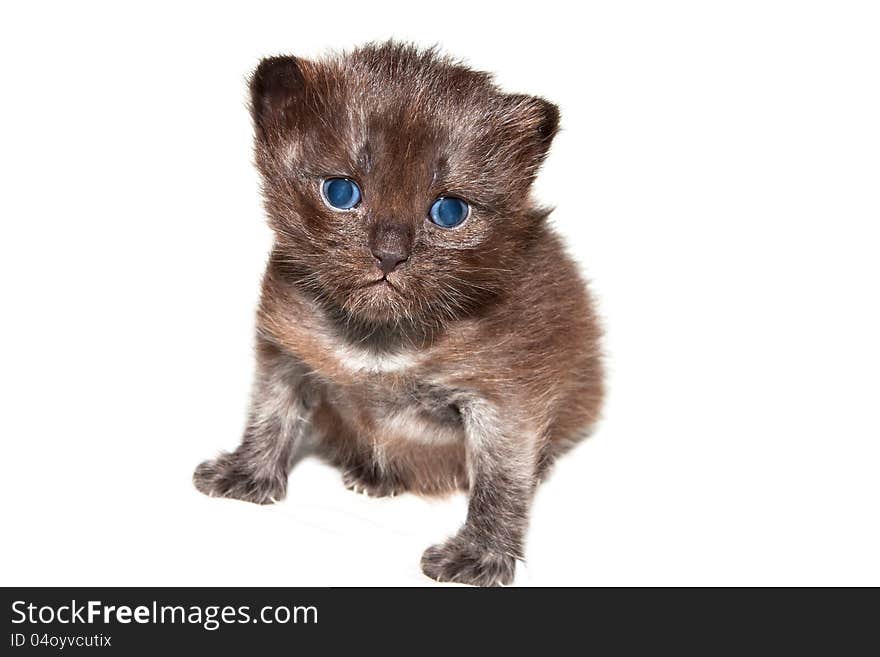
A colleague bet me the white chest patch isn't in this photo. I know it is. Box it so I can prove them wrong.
[332,344,419,374]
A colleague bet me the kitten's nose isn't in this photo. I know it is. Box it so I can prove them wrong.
[372,249,408,275]
[368,222,413,276]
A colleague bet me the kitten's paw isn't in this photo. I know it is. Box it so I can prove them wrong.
[193,454,286,505]
[420,534,517,587]
[342,467,405,498]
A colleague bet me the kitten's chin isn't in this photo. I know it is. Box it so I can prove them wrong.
[344,279,409,323]
[361,283,400,308]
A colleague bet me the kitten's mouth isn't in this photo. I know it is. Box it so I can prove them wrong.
[361,277,400,293]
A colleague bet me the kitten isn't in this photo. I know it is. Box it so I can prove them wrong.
[194,42,604,586]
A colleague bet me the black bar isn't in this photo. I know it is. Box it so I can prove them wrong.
[1,587,876,653]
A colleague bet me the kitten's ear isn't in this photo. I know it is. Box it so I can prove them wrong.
[526,96,561,149]
[249,55,308,139]
[504,94,561,170]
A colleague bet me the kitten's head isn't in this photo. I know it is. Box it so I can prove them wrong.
[250,42,559,332]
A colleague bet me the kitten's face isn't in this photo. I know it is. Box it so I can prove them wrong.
[251,44,558,330]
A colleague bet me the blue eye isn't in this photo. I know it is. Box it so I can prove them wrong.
[322,178,361,210]
[429,197,470,228]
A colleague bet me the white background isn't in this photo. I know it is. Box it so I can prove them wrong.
[1,1,878,586]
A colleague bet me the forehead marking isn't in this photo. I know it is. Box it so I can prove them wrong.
[356,142,373,174]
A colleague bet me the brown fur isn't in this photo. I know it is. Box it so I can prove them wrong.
[194,42,604,586]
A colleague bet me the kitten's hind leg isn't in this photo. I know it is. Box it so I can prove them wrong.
[342,458,406,498]
[314,410,409,498]
[193,338,313,505]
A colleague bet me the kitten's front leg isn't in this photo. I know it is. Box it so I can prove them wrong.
[421,399,536,586]
[193,339,311,505]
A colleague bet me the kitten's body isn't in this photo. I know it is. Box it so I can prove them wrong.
[194,43,603,586]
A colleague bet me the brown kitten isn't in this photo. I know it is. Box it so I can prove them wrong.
[193,42,604,586]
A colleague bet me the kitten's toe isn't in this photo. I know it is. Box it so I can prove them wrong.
[193,454,286,505]
[420,534,517,587]
[342,467,404,498]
